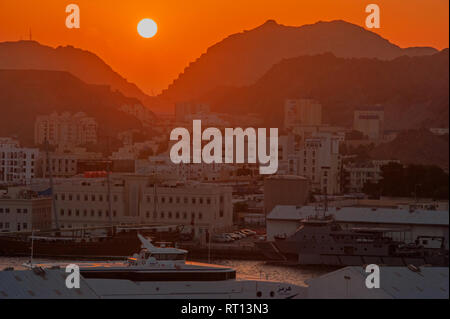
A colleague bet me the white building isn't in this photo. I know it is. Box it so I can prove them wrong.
[353,107,384,140]
[295,133,342,195]
[0,138,39,185]
[52,174,233,239]
[40,146,103,178]
[0,188,52,232]
[34,112,98,146]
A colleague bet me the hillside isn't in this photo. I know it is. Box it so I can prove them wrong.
[160,19,438,102]
[0,40,153,105]
[199,50,449,130]
[0,69,145,145]
[370,130,449,170]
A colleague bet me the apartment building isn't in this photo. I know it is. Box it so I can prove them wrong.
[353,106,385,140]
[294,133,342,195]
[0,138,39,185]
[53,174,233,238]
[34,112,98,146]
[0,188,52,232]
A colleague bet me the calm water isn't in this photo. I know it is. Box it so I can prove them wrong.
[0,257,331,286]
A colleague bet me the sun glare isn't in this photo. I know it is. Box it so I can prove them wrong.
[137,19,158,38]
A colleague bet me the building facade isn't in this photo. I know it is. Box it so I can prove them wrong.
[0,189,52,232]
[296,133,342,195]
[34,112,98,146]
[52,175,233,238]
[0,138,39,185]
[353,107,385,140]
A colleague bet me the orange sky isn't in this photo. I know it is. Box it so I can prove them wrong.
[0,0,448,95]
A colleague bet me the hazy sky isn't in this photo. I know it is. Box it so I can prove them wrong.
[0,0,448,94]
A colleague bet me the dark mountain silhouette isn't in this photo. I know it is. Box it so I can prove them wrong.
[0,40,154,105]
[0,69,144,145]
[160,19,438,102]
[370,130,449,170]
[199,49,449,130]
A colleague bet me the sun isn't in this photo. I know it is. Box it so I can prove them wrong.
[137,19,158,38]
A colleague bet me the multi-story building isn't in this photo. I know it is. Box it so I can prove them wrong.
[34,112,98,146]
[284,99,322,130]
[53,174,233,238]
[345,159,401,193]
[353,106,385,140]
[0,138,39,185]
[40,146,103,178]
[295,133,341,195]
[0,188,52,232]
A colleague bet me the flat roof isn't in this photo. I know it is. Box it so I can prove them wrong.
[267,205,449,226]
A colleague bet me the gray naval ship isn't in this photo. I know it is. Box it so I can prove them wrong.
[257,214,449,267]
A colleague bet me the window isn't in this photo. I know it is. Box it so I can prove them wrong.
[207,198,211,205]
[175,212,180,219]
[60,209,64,216]
[199,213,203,220]
[220,210,224,217]
[91,195,96,201]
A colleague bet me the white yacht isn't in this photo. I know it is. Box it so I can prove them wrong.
[21,234,306,299]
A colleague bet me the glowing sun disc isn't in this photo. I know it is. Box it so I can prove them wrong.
[137,19,158,38]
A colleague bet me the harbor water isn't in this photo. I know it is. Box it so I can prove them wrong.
[0,257,331,287]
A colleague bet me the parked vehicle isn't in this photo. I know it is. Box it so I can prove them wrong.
[226,233,241,240]
[233,231,246,239]
[212,234,234,243]
[240,229,257,236]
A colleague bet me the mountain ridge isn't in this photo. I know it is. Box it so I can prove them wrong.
[160,19,438,103]
[0,40,153,105]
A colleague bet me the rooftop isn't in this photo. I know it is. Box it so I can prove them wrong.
[267,205,449,226]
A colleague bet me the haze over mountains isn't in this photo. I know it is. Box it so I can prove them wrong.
[0,69,143,146]
[200,49,449,130]
[0,40,152,105]
[160,20,438,102]
[0,19,447,134]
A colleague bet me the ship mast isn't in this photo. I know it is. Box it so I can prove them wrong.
[45,140,59,229]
